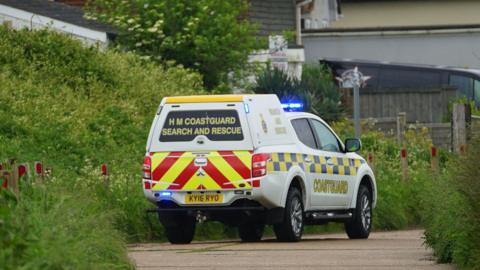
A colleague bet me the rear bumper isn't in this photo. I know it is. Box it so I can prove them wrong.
[147,206,264,213]
[147,199,284,225]
[143,173,285,208]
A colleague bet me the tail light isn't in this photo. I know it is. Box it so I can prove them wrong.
[143,156,152,179]
[252,153,270,178]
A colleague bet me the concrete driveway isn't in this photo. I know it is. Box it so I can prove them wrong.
[128,229,454,270]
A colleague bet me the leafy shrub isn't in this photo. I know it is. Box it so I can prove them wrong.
[423,137,480,269]
[301,64,344,122]
[253,67,307,104]
[253,65,344,121]
[86,0,260,89]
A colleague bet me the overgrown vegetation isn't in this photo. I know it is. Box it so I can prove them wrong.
[0,26,203,268]
[422,137,480,269]
[86,0,260,89]
[0,182,132,269]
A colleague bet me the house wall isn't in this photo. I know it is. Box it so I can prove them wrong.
[330,0,480,29]
[303,30,480,69]
[303,0,480,68]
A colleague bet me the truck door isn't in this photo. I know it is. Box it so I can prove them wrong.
[307,119,355,208]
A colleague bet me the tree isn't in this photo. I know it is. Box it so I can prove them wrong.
[86,0,260,90]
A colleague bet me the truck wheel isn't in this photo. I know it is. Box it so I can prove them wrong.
[238,222,264,242]
[345,185,372,239]
[163,215,196,244]
[274,187,304,242]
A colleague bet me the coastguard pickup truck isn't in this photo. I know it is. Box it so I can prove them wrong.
[143,95,376,244]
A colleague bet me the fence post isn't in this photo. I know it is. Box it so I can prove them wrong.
[10,159,19,198]
[452,103,467,154]
[34,161,44,184]
[397,112,407,144]
[0,163,4,189]
[431,146,439,174]
[367,152,375,172]
[400,148,409,181]
[101,164,109,187]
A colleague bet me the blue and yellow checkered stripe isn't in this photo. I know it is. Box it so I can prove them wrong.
[267,153,365,176]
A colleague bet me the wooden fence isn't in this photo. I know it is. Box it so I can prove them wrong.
[342,87,456,123]
[364,105,477,150]
[364,117,452,149]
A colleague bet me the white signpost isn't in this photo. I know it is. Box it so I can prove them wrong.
[336,67,371,139]
[269,35,289,72]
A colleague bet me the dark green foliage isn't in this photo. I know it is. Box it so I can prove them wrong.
[301,64,344,122]
[253,67,308,105]
[423,137,480,269]
[86,0,260,89]
[253,65,344,122]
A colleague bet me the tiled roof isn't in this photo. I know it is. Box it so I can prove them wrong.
[0,0,116,34]
[248,0,296,37]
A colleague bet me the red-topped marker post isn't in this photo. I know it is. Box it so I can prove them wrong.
[400,148,409,181]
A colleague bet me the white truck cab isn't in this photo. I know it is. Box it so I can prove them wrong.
[143,94,376,243]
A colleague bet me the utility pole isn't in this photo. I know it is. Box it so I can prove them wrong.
[336,67,370,139]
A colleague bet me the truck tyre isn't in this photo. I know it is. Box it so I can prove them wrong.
[345,185,372,239]
[163,215,196,244]
[274,187,304,242]
[238,222,264,242]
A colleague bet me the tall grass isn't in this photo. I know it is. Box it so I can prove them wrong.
[0,179,133,269]
[422,137,480,269]
[0,25,204,268]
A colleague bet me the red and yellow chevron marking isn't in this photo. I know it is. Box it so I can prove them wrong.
[150,151,253,191]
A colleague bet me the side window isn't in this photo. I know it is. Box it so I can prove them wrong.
[310,120,341,152]
[474,80,480,108]
[291,118,317,149]
[378,68,440,90]
[449,74,474,99]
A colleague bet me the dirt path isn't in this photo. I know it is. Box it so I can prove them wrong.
[128,230,454,270]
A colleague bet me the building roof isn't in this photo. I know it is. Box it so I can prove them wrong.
[326,0,480,30]
[248,0,296,37]
[0,0,116,34]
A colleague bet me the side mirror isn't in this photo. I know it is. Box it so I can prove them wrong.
[345,138,361,153]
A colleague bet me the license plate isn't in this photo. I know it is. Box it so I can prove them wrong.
[185,193,223,204]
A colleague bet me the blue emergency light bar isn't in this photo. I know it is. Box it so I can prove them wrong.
[281,102,304,112]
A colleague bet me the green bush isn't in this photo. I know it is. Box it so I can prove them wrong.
[423,137,480,269]
[0,25,204,268]
[301,64,344,122]
[253,67,307,103]
[253,65,344,122]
